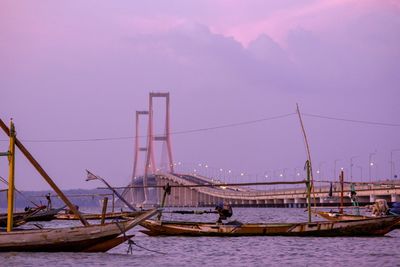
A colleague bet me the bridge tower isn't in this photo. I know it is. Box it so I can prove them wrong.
[142,92,174,202]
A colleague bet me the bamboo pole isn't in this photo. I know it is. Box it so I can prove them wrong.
[7,120,16,232]
[296,104,316,208]
[0,119,89,226]
[101,197,108,225]
[157,183,171,221]
[306,160,312,223]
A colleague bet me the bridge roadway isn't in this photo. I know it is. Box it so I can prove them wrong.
[153,172,400,207]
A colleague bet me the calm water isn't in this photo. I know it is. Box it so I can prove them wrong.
[1,208,399,267]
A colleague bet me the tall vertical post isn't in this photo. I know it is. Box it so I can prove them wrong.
[339,170,344,214]
[7,120,16,232]
[306,160,312,223]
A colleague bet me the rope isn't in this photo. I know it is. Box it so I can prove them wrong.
[127,240,167,255]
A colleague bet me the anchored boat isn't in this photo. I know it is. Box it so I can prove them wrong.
[0,209,158,252]
[140,216,400,237]
[0,119,158,252]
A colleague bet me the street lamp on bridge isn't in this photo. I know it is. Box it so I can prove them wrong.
[369,152,376,182]
[317,162,326,180]
[334,159,342,180]
[350,156,359,182]
[391,149,400,179]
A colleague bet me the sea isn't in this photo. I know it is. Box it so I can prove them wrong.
[1,207,399,267]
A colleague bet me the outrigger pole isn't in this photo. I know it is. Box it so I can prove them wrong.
[0,119,89,226]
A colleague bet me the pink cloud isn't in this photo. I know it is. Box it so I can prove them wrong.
[213,0,399,46]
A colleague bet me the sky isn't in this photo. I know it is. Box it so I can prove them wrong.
[0,0,400,191]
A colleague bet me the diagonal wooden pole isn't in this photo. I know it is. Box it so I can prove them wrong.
[0,119,89,226]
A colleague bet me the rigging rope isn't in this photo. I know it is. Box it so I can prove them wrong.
[0,111,398,143]
[0,112,296,143]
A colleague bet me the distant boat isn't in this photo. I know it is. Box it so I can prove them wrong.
[0,209,158,252]
[140,216,400,237]
[0,206,47,227]
[55,210,145,221]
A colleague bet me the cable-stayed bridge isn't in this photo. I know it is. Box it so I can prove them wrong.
[120,92,400,208]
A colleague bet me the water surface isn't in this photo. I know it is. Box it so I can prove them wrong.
[1,208,399,266]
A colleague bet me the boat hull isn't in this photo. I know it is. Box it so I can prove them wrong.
[0,209,158,252]
[140,216,400,237]
[315,211,400,229]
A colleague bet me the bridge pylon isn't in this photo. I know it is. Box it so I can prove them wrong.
[142,92,174,203]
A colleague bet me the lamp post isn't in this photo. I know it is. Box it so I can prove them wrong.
[350,156,359,182]
[334,159,341,180]
[356,165,363,182]
[317,162,326,180]
[391,149,400,179]
[369,152,376,182]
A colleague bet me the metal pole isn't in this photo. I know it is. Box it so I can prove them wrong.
[7,120,16,232]
[339,170,344,214]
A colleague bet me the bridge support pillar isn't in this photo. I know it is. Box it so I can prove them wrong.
[391,194,400,203]
[266,199,274,207]
[274,199,284,207]
[284,198,294,208]
[295,198,306,208]
[370,195,377,203]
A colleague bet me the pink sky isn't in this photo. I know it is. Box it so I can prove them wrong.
[1,0,399,190]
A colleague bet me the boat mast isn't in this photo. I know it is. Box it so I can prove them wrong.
[7,120,16,232]
[306,160,312,223]
[296,104,315,210]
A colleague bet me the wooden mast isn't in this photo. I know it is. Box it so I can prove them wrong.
[0,119,89,226]
[306,160,312,223]
[6,120,16,232]
[296,104,316,208]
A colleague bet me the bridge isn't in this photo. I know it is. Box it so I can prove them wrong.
[120,92,400,208]
[123,172,400,208]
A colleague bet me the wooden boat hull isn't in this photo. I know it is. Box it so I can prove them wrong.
[0,209,158,252]
[55,211,144,221]
[315,211,400,229]
[140,216,400,237]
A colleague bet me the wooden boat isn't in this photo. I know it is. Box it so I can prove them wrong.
[25,207,65,222]
[0,208,158,252]
[55,210,145,220]
[140,216,400,237]
[0,206,46,227]
[314,211,400,229]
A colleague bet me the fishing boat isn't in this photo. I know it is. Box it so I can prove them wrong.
[0,206,46,227]
[0,208,158,252]
[0,119,158,252]
[314,210,400,229]
[140,216,400,237]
